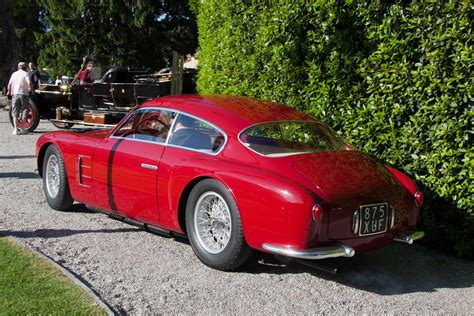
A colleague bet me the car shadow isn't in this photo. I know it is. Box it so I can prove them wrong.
[0,227,142,239]
[244,243,474,295]
[28,131,49,134]
[0,155,36,159]
[0,172,39,179]
[58,203,95,213]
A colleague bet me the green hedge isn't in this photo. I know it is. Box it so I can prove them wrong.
[195,0,473,258]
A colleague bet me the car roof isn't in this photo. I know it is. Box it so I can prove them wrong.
[141,95,316,134]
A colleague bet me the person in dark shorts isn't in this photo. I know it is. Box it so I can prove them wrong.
[7,62,31,135]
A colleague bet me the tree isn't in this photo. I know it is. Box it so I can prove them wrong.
[0,0,17,90]
[0,0,46,90]
[13,0,46,63]
[37,0,197,77]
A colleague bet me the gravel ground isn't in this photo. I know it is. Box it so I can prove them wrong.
[0,106,473,314]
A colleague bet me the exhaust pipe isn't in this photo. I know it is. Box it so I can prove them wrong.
[394,231,425,244]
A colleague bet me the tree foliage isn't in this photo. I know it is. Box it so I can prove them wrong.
[13,0,46,63]
[0,0,45,89]
[37,0,197,77]
[196,0,474,258]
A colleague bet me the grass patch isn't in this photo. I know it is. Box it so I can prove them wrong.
[0,236,107,315]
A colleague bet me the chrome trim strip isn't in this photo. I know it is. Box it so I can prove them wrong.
[262,243,355,260]
[51,119,116,128]
[394,231,425,245]
[164,112,179,144]
[109,135,167,146]
[36,90,69,95]
[352,210,359,234]
[390,205,395,228]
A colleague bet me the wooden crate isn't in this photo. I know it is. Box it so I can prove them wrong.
[84,113,111,124]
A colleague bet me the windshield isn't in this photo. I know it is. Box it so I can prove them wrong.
[240,121,352,157]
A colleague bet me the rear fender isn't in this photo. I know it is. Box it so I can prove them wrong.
[36,142,54,178]
[384,165,421,226]
[212,167,324,250]
[384,165,418,195]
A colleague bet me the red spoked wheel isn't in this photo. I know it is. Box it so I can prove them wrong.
[9,99,40,133]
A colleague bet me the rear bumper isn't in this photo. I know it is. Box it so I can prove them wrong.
[262,231,424,259]
[393,231,425,244]
[262,243,355,260]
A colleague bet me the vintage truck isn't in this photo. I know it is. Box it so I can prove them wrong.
[9,67,196,132]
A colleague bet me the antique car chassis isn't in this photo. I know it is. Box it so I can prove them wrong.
[9,67,196,132]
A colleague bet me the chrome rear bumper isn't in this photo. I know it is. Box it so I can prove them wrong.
[393,231,425,244]
[262,243,355,260]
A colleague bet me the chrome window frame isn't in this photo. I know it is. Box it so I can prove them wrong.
[238,120,352,158]
[110,106,227,156]
[167,112,227,156]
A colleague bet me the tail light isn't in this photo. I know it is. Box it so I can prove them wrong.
[312,204,323,222]
[414,191,423,208]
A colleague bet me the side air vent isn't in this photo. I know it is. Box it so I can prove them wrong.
[78,155,92,187]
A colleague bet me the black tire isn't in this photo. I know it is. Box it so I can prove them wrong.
[42,145,74,211]
[51,121,75,129]
[186,179,251,271]
[9,99,40,132]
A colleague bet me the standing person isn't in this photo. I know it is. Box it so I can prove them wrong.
[28,62,40,91]
[7,62,30,135]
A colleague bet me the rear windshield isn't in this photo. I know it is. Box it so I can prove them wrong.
[240,121,351,157]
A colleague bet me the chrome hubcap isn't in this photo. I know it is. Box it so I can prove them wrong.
[194,192,232,254]
[46,155,60,198]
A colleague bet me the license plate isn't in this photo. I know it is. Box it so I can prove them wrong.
[358,203,388,236]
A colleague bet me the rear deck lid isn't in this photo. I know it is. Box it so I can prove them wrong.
[293,151,399,202]
[293,151,405,239]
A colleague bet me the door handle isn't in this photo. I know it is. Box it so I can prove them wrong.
[141,163,158,170]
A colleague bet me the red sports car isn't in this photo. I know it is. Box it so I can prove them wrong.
[36,95,424,270]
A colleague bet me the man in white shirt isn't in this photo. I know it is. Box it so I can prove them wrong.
[7,62,30,135]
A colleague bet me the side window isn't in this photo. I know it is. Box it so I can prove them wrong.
[113,108,175,143]
[169,114,225,153]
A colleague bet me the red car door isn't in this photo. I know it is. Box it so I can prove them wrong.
[92,108,175,226]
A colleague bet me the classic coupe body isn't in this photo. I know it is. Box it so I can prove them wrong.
[36,95,424,270]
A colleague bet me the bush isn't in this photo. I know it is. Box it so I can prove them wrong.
[195,0,473,258]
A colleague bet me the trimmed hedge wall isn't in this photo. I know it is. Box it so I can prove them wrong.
[195,0,473,258]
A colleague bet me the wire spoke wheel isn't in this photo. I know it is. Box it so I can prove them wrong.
[45,154,60,198]
[194,192,232,254]
[42,145,73,211]
[186,179,251,270]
